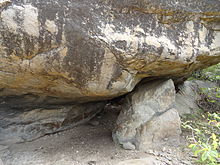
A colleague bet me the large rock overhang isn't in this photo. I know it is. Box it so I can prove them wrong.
[0,0,220,105]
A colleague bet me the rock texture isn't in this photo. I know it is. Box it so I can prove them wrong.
[0,0,220,147]
[175,80,217,115]
[0,0,220,104]
[113,79,181,150]
[0,102,105,145]
[0,158,3,165]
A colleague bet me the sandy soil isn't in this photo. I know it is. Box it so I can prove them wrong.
[0,106,193,165]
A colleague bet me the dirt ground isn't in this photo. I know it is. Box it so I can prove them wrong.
[0,106,194,165]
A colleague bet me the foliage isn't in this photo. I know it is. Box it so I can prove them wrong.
[184,63,220,164]
[191,63,220,84]
[182,112,220,165]
[198,87,220,112]
[190,63,220,112]
[188,133,219,165]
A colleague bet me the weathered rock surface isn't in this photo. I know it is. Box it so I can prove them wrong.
[113,79,181,150]
[0,102,105,145]
[175,80,218,115]
[0,0,220,104]
[0,0,220,148]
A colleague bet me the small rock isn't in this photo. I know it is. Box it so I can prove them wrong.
[181,160,192,165]
[87,161,96,165]
[122,142,136,150]
[162,147,166,152]
[97,115,102,119]
[159,152,166,157]
[88,121,100,126]
[145,149,153,154]
[153,151,159,156]
[167,149,172,154]
[166,156,172,161]
[145,150,160,156]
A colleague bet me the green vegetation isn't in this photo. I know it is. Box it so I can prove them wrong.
[182,112,220,165]
[189,63,220,112]
[183,63,220,164]
[198,87,220,112]
[191,63,220,83]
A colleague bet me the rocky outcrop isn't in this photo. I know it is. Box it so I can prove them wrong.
[0,0,220,147]
[0,102,105,145]
[0,0,220,105]
[113,79,181,150]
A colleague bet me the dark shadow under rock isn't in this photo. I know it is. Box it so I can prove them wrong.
[0,102,105,145]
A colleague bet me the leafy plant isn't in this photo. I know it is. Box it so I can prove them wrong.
[188,133,219,165]
[190,63,220,113]
[198,87,220,112]
[184,63,220,164]
[182,112,220,164]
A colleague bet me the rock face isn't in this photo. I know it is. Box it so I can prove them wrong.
[0,0,220,104]
[175,80,218,115]
[0,102,105,145]
[113,79,181,150]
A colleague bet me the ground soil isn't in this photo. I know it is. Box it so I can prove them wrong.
[0,106,194,165]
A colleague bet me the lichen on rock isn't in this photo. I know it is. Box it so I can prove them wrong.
[0,0,220,146]
[0,0,219,104]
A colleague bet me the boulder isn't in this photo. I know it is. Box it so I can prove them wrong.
[175,80,218,115]
[0,0,220,105]
[112,79,181,150]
